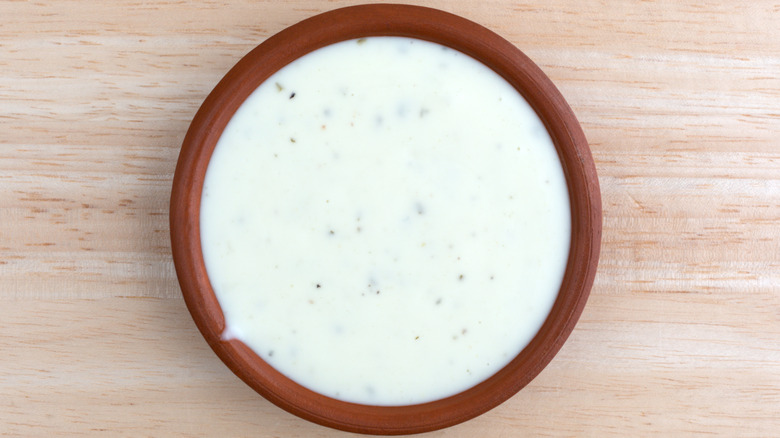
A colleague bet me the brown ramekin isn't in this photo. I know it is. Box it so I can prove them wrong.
[170,4,601,435]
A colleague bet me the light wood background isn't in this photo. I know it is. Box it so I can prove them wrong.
[2,0,779,436]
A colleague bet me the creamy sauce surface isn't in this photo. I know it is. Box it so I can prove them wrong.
[201,37,571,405]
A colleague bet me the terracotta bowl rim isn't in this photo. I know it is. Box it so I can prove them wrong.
[170,3,601,435]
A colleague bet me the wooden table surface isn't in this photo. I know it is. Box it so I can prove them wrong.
[2,0,779,436]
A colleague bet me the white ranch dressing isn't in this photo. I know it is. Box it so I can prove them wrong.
[200,37,571,406]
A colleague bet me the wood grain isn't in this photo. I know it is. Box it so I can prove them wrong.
[2,0,779,436]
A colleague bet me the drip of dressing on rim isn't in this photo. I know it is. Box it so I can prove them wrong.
[200,37,571,406]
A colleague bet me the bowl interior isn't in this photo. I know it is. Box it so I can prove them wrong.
[170,4,601,435]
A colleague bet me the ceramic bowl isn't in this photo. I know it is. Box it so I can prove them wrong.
[170,4,601,435]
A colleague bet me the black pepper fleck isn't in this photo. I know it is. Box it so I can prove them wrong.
[316,284,321,288]
[268,350,274,357]
[289,92,296,99]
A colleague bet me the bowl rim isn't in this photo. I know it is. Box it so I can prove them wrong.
[170,3,601,435]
